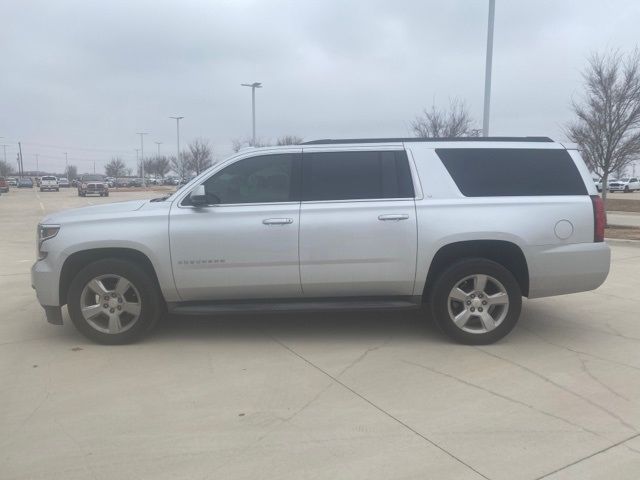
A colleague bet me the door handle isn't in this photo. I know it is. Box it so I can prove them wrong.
[378,214,409,221]
[263,218,293,225]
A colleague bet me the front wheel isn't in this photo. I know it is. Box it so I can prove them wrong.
[67,258,162,344]
[429,258,522,345]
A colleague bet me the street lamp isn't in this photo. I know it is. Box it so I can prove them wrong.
[241,82,262,145]
[154,141,162,157]
[482,0,496,137]
[169,116,184,174]
[136,132,148,187]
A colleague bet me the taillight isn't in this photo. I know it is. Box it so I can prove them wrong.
[590,195,605,242]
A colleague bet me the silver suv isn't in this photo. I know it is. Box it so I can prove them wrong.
[32,137,610,345]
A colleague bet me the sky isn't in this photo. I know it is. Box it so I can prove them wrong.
[1,0,640,174]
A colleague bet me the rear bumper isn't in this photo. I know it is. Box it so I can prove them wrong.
[526,242,610,298]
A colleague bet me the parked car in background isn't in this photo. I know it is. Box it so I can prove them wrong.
[77,174,109,197]
[18,177,33,188]
[58,178,71,188]
[35,177,41,187]
[0,177,9,193]
[128,178,143,187]
[71,179,78,187]
[164,177,180,186]
[593,178,602,192]
[32,136,610,345]
[7,177,18,187]
[105,177,116,188]
[40,176,59,192]
[608,177,640,193]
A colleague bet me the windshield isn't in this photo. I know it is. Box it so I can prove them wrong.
[82,175,104,181]
[620,178,630,182]
[42,176,56,180]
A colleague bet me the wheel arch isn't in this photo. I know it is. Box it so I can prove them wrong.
[423,240,529,300]
[59,247,164,306]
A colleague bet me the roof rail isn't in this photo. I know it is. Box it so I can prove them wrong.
[301,136,554,145]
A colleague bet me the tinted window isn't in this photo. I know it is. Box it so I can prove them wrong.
[42,176,56,180]
[82,175,104,181]
[197,153,299,205]
[436,148,587,197]
[302,151,414,201]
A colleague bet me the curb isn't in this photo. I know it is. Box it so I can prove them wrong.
[605,238,640,247]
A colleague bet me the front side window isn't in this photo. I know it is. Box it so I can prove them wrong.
[192,153,299,205]
[302,150,414,201]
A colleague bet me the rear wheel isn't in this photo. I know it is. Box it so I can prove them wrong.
[67,259,161,344]
[429,258,522,345]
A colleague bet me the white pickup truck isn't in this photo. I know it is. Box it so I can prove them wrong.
[40,176,59,192]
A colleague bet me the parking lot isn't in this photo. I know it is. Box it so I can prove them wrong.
[1,188,639,479]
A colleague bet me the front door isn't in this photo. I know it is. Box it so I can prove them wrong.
[169,151,302,301]
[299,148,418,297]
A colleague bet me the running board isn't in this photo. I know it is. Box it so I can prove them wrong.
[168,296,422,315]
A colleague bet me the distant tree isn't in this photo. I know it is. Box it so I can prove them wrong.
[65,164,77,180]
[170,152,192,179]
[566,49,640,214]
[276,135,303,145]
[153,156,171,179]
[231,137,272,152]
[105,157,127,183]
[0,159,13,177]
[411,99,478,138]
[186,138,214,174]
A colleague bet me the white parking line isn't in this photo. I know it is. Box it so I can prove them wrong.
[34,191,45,213]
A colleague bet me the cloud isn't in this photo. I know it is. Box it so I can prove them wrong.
[1,0,639,172]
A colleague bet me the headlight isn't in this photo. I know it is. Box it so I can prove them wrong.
[82,183,87,188]
[37,224,60,259]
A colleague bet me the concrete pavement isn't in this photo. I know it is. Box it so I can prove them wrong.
[1,188,639,480]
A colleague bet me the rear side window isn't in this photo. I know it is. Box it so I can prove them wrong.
[436,148,587,196]
[302,150,414,201]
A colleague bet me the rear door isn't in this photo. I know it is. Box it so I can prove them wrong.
[299,148,418,297]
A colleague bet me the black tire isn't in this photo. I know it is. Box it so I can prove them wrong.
[429,258,522,345]
[67,258,162,344]
[624,186,630,193]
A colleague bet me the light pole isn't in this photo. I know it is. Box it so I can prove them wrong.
[241,82,262,145]
[170,116,184,175]
[1,144,8,166]
[154,141,162,157]
[136,132,148,187]
[35,154,39,172]
[482,0,496,137]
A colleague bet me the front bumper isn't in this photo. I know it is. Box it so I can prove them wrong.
[31,258,61,307]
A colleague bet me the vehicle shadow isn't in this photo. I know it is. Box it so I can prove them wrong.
[151,308,444,345]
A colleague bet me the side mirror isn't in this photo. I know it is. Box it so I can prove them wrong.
[189,185,208,206]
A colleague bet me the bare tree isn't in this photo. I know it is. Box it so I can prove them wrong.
[185,138,214,175]
[65,164,77,180]
[170,152,192,180]
[276,135,303,145]
[566,49,640,213]
[105,157,127,184]
[0,159,13,177]
[411,99,478,138]
[231,137,272,152]
[153,156,170,179]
